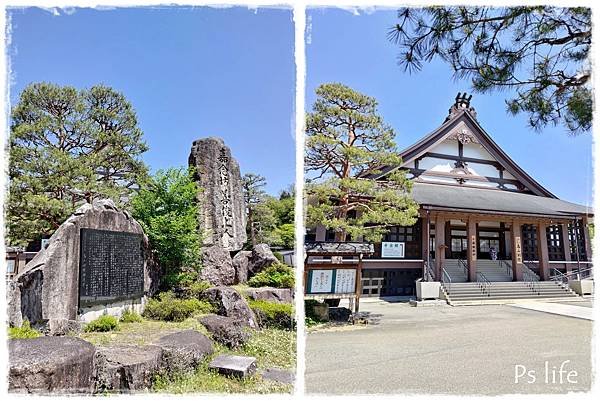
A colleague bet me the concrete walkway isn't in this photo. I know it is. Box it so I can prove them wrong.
[306,302,591,394]
[510,302,593,321]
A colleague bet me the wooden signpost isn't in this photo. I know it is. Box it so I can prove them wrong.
[304,242,374,313]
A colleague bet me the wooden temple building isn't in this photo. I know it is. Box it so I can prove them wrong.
[306,93,593,301]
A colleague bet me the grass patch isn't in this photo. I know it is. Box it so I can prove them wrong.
[120,309,143,323]
[152,328,295,393]
[144,291,214,322]
[248,300,294,330]
[84,315,119,332]
[152,361,291,394]
[242,328,295,369]
[9,320,41,339]
[79,316,210,346]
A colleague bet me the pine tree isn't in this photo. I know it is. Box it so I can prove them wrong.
[305,83,419,242]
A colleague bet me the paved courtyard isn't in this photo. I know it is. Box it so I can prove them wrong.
[305,299,592,395]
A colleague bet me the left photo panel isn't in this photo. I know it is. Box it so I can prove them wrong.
[5,6,296,394]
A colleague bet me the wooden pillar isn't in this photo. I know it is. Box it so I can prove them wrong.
[467,216,477,282]
[537,221,550,280]
[511,221,524,281]
[421,215,430,262]
[435,215,446,280]
[560,223,572,275]
[444,221,452,259]
[560,223,572,262]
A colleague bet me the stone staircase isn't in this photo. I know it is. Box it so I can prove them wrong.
[442,259,468,282]
[476,260,513,282]
[440,259,579,305]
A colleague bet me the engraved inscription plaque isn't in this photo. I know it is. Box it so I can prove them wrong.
[79,228,144,307]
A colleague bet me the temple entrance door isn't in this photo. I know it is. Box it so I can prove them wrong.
[478,229,501,260]
[450,229,467,259]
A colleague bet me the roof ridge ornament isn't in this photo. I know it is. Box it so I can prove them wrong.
[449,128,478,144]
[446,92,477,122]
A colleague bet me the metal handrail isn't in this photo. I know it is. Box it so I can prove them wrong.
[442,268,452,291]
[476,272,492,297]
[523,260,540,280]
[572,266,594,280]
[499,259,513,280]
[457,258,469,278]
[550,267,569,287]
[522,265,540,295]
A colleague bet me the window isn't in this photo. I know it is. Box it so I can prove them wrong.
[381,220,422,259]
[568,221,588,261]
[6,259,15,274]
[546,225,564,261]
[521,224,538,261]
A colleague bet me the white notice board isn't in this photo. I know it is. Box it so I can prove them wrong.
[334,269,356,293]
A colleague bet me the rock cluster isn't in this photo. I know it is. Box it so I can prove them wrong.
[203,286,258,329]
[199,314,250,349]
[189,137,246,252]
[232,243,279,284]
[9,330,215,394]
[9,337,96,394]
[244,287,293,304]
[8,199,160,330]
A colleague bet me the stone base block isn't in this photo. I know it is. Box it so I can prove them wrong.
[208,354,257,378]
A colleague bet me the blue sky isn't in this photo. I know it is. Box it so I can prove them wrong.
[8,6,295,195]
[306,8,593,206]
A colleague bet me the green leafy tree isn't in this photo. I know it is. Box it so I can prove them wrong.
[388,6,591,134]
[131,167,201,282]
[305,83,419,242]
[242,173,268,246]
[8,82,149,246]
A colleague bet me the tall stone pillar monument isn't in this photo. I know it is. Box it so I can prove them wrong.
[189,137,247,284]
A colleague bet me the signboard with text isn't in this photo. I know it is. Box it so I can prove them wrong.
[381,242,405,258]
[306,268,357,295]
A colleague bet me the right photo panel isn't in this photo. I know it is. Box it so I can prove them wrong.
[303,7,593,395]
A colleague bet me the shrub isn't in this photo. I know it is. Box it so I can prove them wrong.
[131,168,202,285]
[184,280,211,299]
[248,263,294,289]
[272,251,284,263]
[9,320,41,339]
[162,269,199,289]
[143,291,213,322]
[249,299,294,330]
[305,300,328,324]
[85,314,120,332]
[120,308,143,323]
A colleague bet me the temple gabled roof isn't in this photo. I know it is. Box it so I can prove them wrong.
[412,182,592,219]
[363,94,556,198]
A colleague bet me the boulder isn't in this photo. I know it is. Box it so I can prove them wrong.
[95,345,164,392]
[260,368,295,384]
[199,314,251,349]
[248,244,278,275]
[232,250,252,284]
[8,199,160,327]
[47,319,82,336]
[9,336,96,394]
[200,246,235,286]
[244,287,293,304]
[154,330,214,375]
[328,307,352,322]
[208,354,257,378]
[188,137,247,251]
[203,287,258,329]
